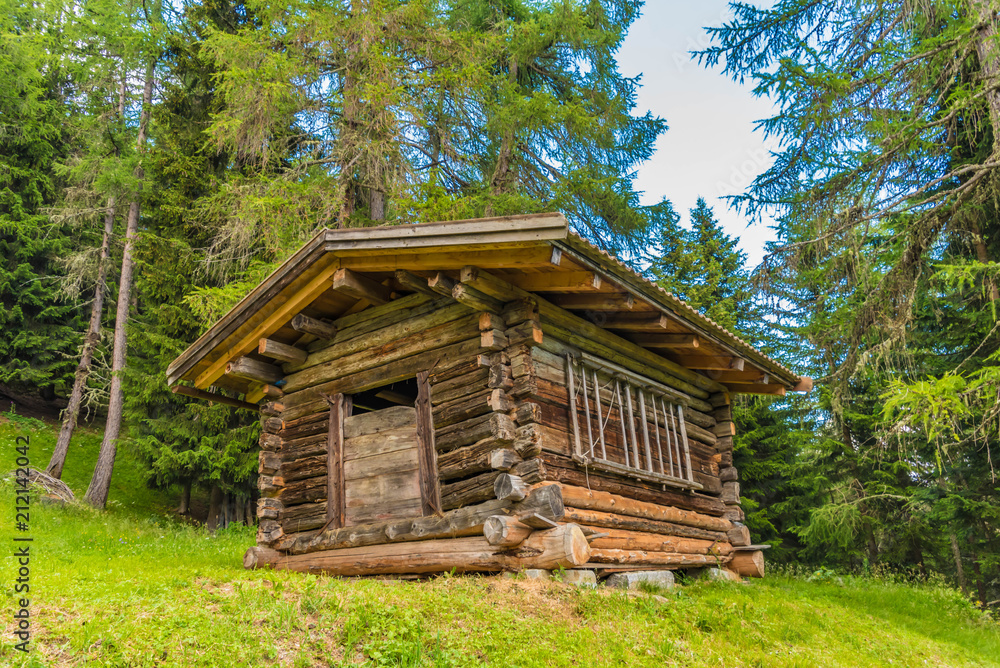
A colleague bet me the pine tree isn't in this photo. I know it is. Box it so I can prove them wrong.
[0,0,82,403]
[653,198,811,556]
[200,0,672,267]
[701,1,1000,596]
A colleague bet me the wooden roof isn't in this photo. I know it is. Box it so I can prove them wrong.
[167,213,808,402]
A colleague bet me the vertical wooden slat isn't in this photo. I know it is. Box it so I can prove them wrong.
[580,362,595,457]
[614,379,630,468]
[324,392,346,529]
[566,355,583,458]
[677,403,693,483]
[638,388,653,472]
[652,395,665,474]
[594,369,607,460]
[415,370,442,515]
[662,396,676,478]
[624,382,641,471]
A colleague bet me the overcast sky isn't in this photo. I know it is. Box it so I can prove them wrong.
[617,1,778,268]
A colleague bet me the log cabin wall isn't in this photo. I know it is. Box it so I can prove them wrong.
[254,293,486,550]
[170,216,795,577]
[253,270,752,574]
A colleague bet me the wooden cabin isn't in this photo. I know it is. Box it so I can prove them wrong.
[167,214,810,580]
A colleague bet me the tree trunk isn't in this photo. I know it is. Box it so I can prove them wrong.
[973,1,1000,154]
[234,495,245,525]
[485,58,519,217]
[48,198,115,479]
[972,556,988,608]
[207,485,223,532]
[85,61,155,509]
[950,530,969,595]
[48,75,127,479]
[862,519,879,565]
[178,479,192,515]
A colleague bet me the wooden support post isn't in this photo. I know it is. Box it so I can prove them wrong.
[291,313,338,340]
[415,370,442,516]
[225,356,283,384]
[258,338,308,364]
[323,393,346,530]
[333,267,393,305]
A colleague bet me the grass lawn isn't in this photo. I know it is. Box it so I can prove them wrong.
[1,411,998,667]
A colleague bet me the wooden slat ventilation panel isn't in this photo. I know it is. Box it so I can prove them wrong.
[565,353,701,491]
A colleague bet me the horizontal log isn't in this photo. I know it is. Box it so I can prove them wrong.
[484,515,533,547]
[435,412,516,452]
[562,507,728,542]
[587,527,732,556]
[430,367,489,405]
[249,524,590,575]
[282,337,485,421]
[333,267,393,305]
[540,453,726,516]
[171,385,258,412]
[225,356,283,384]
[727,523,751,547]
[284,313,479,393]
[549,484,731,532]
[460,267,724,396]
[629,334,700,349]
[453,283,503,313]
[481,329,508,350]
[394,269,437,296]
[258,338,307,364]
[494,473,528,501]
[587,549,730,567]
[730,550,765,577]
[291,313,338,340]
[432,388,496,428]
[428,271,457,297]
[278,483,566,555]
[441,459,545,510]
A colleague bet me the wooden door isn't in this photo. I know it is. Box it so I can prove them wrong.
[342,405,423,525]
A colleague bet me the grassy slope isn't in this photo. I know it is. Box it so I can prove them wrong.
[1,414,998,667]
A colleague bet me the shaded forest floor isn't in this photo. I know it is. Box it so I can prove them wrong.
[1,411,998,667]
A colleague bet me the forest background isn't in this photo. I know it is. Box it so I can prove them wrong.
[2,0,998,607]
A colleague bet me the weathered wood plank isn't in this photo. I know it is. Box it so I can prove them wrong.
[325,393,346,529]
[415,370,442,516]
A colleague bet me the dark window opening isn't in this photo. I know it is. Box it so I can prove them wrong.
[350,377,419,414]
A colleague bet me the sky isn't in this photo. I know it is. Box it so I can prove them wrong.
[617,1,779,268]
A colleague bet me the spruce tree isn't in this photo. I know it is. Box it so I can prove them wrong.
[0,0,82,403]
[653,198,811,555]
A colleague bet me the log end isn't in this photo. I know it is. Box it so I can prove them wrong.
[244,545,282,570]
[730,549,765,578]
[560,524,592,568]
